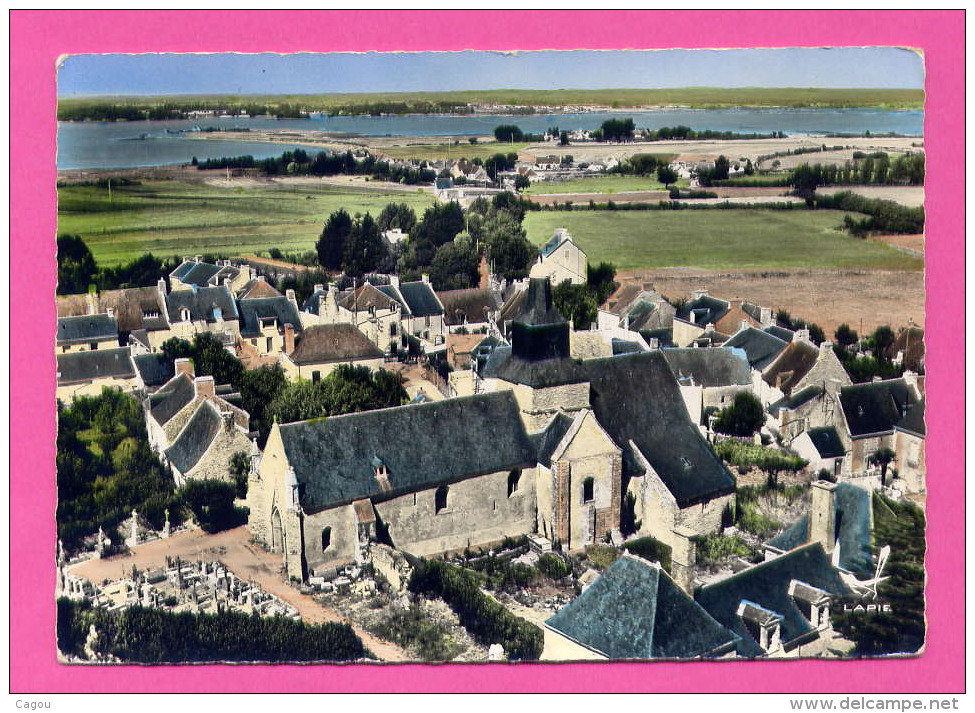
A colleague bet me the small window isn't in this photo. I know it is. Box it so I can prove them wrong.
[312,371,321,383]
[390,322,397,336]
[266,337,273,353]
[582,477,595,504]
[435,485,449,513]
[507,469,521,497]
[321,527,332,552]
[89,342,98,351]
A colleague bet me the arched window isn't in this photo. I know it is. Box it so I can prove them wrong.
[321,527,332,552]
[435,485,449,514]
[582,477,595,504]
[507,469,521,497]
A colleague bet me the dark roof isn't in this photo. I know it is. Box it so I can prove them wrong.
[581,352,736,507]
[171,260,239,288]
[690,332,728,348]
[497,286,529,326]
[532,413,576,468]
[166,286,238,324]
[57,286,168,334]
[288,324,383,365]
[278,391,535,513]
[539,231,571,258]
[624,299,674,332]
[762,341,819,394]
[301,288,328,315]
[237,296,303,338]
[807,427,846,459]
[133,353,176,388]
[397,281,444,318]
[495,355,586,388]
[724,328,789,371]
[438,288,499,326]
[56,314,118,345]
[56,348,136,385]
[545,556,737,660]
[695,544,850,657]
[677,295,730,327]
[639,328,674,348]
[164,401,222,475]
[840,378,921,438]
[479,345,513,379]
[508,278,571,363]
[764,324,795,342]
[767,484,873,578]
[767,385,823,415]
[660,348,751,388]
[612,339,644,356]
[148,374,196,426]
[896,398,925,437]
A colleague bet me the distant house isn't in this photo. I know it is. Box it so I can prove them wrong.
[529,228,587,286]
[278,324,385,382]
[56,347,141,402]
[660,347,754,427]
[596,282,675,347]
[758,336,850,410]
[791,426,849,479]
[56,312,119,353]
[376,276,446,348]
[301,282,404,354]
[169,257,253,294]
[543,554,737,661]
[57,286,169,349]
[695,543,851,658]
[235,293,303,360]
[885,326,925,372]
[437,287,500,333]
[236,276,283,300]
[724,326,789,372]
[672,291,764,347]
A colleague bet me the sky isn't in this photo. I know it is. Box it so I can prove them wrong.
[57,48,924,97]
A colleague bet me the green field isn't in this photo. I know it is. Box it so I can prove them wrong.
[58,180,436,266]
[524,209,923,271]
[524,175,680,195]
[379,142,529,162]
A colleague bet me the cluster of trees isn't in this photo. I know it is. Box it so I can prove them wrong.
[791,152,924,191]
[180,479,248,534]
[643,126,778,142]
[550,262,618,330]
[56,389,183,553]
[59,101,308,122]
[196,149,437,185]
[57,235,182,295]
[831,324,908,383]
[594,118,636,143]
[814,191,925,236]
[775,309,826,345]
[832,494,925,655]
[492,125,543,143]
[409,559,543,661]
[315,209,394,277]
[465,195,536,283]
[57,599,368,662]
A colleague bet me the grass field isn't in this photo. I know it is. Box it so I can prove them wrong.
[524,209,923,271]
[378,142,529,161]
[58,180,435,266]
[524,175,680,195]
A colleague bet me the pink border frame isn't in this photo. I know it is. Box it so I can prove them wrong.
[12,10,964,693]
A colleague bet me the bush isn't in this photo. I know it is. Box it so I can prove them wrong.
[179,480,247,534]
[584,544,620,570]
[537,553,571,580]
[692,534,756,565]
[713,392,766,437]
[623,536,672,572]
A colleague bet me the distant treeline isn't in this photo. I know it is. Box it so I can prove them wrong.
[195,149,437,185]
[815,191,925,235]
[790,152,925,187]
[57,599,369,663]
[641,125,784,141]
[58,101,307,122]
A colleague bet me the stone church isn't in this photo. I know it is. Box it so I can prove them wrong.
[247,279,735,581]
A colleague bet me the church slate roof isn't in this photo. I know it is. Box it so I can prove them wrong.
[724,327,789,371]
[164,401,222,475]
[237,296,303,338]
[56,314,119,345]
[278,391,536,513]
[695,544,851,657]
[545,555,738,659]
[839,378,921,438]
[766,483,873,578]
[287,324,383,365]
[660,348,751,388]
[494,355,587,388]
[56,347,136,385]
[762,341,819,395]
[581,352,736,507]
[478,345,513,379]
[166,286,238,324]
[532,413,576,468]
[148,374,196,426]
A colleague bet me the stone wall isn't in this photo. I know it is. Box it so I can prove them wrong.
[182,424,252,486]
[895,430,925,493]
[513,381,590,431]
[300,504,359,576]
[674,491,734,536]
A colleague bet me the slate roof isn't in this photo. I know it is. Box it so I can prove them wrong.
[57,286,169,334]
[639,328,674,348]
[166,286,238,324]
[497,286,529,327]
[539,229,572,258]
[581,352,736,507]
[546,556,737,660]
[677,295,730,328]
[764,324,795,342]
[397,281,444,318]
[133,353,176,388]
[148,374,196,426]
[479,345,513,379]
[165,401,223,475]
[237,278,282,300]
[532,413,576,468]
[807,427,846,459]
[438,288,499,326]
[766,484,873,578]
[695,543,851,657]
[56,314,119,345]
[236,296,303,338]
[762,341,819,395]
[612,339,644,356]
[287,324,383,365]
[896,398,925,437]
[56,348,136,385]
[171,260,240,288]
[840,378,921,438]
[495,355,586,388]
[624,299,674,332]
[339,283,400,313]
[277,391,536,513]
[661,348,751,388]
[724,328,789,371]
[689,332,729,348]
[767,385,823,415]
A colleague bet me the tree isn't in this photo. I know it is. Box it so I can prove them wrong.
[430,238,480,291]
[228,451,250,499]
[559,131,569,146]
[513,174,530,192]
[713,392,766,437]
[342,213,388,278]
[713,155,730,181]
[267,364,406,426]
[586,262,618,304]
[552,282,598,330]
[868,447,897,487]
[57,235,98,295]
[190,333,245,387]
[180,480,246,534]
[656,165,678,187]
[317,209,353,271]
[870,325,896,363]
[493,125,524,143]
[835,323,859,348]
[600,118,635,143]
[377,202,417,234]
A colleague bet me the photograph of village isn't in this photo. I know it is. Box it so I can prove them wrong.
[54,47,926,665]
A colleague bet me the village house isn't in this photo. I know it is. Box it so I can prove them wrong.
[278,323,385,382]
[596,282,675,348]
[672,291,765,347]
[437,287,500,334]
[57,286,169,351]
[234,292,303,363]
[660,347,754,427]
[695,543,852,658]
[790,426,850,480]
[164,281,240,348]
[56,312,119,353]
[169,257,254,294]
[301,282,403,355]
[757,336,851,414]
[723,326,790,371]
[529,228,588,286]
[56,347,142,402]
[543,554,738,661]
[236,275,283,300]
[376,276,446,349]
[162,398,254,487]
[132,353,176,393]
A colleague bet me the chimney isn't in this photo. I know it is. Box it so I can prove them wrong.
[221,411,235,432]
[818,340,833,359]
[903,370,919,395]
[793,328,810,344]
[759,307,773,327]
[691,289,709,300]
[174,358,195,378]
[157,278,168,297]
[286,289,296,303]
[740,319,750,332]
[421,273,430,284]
[283,323,295,355]
[106,307,115,320]
[85,289,98,315]
[809,480,838,553]
[194,375,215,400]
[389,275,400,288]
[313,284,324,294]
[194,255,202,263]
